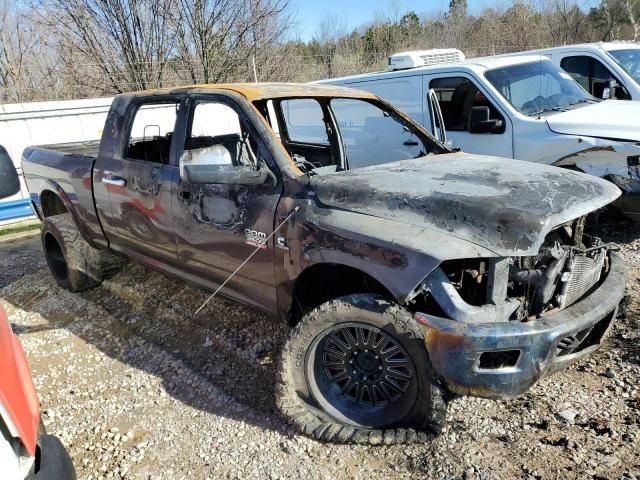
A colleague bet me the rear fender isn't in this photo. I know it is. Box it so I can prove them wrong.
[38,181,98,248]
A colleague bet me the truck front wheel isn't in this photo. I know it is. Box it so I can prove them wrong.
[41,213,103,292]
[276,294,447,444]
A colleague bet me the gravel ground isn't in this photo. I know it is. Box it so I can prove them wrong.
[1,216,639,480]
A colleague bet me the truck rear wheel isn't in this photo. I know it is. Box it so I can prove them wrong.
[41,213,103,292]
[276,294,447,444]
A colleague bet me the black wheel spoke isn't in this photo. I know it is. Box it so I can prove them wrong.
[319,322,413,409]
[387,366,411,381]
[329,333,350,353]
[372,384,389,405]
[384,375,405,393]
[326,368,348,381]
[322,355,345,368]
[381,344,399,358]
[344,327,359,347]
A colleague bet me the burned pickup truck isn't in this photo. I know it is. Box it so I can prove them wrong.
[22,83,625,445]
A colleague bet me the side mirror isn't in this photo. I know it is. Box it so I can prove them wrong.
[469,106,503,134]
[0,145,20,199]
[182,163,269,185]
[601,79,617,99]
[179,148,269,185]
[614,84,631,100]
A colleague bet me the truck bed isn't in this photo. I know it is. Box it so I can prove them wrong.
[31,140,101,159]
[21,140,106,248]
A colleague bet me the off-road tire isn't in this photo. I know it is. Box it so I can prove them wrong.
[41,213,104,292]
[276,294,447,445]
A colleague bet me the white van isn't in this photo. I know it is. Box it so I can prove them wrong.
[521,42,640,101]
[317,50,640,219]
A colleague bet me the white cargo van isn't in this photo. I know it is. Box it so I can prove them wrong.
[318,50,640,219]
[521,43,640,101]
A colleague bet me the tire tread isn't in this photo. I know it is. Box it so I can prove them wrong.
[276,295,447,445]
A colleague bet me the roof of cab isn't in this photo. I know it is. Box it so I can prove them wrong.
[523,42,640,54]
[128,82,378,102]
[317,54,549,84]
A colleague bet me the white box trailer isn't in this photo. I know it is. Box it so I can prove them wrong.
[0,97,113,222]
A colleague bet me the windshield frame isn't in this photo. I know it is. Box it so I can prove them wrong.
[483,59,595,117]
[608,48,640,86]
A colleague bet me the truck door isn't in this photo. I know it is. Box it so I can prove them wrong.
[425,74,513,158]
[94,96,181,264]
[559,54,631,100]
[171,95,282,312]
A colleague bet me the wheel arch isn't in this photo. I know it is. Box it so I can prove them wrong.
[37,182,97,248]
[289,262,397,326]
[40,189,69,217]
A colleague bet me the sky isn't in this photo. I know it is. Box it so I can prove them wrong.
[291,0,601,41]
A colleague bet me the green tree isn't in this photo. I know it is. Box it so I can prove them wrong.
[448,0,467,17]
[400,11,420,34]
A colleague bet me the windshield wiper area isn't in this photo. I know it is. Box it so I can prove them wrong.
[567,99,598,106]
[528,106,568,116]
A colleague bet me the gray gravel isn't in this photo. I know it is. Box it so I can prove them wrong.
[1,216,639,480]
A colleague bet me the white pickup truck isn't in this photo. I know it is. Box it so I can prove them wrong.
[318,49,640,220]
[522,42,640,101]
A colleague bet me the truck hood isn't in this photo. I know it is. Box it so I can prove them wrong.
[546,101,640,140]
[309,154,620,256]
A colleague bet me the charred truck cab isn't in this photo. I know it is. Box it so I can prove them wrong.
[21,83,625,445]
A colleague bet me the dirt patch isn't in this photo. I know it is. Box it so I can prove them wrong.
[1,218,639,480]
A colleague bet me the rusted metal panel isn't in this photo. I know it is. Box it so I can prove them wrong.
[125,82,380,102]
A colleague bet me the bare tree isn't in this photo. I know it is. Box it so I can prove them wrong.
[625,0,640,40]
[32,0,176,94]
[309,15,348,78]
[598,0,630,39]
[544,0,593,44]
[0,1,60,102]
[171,0,291,84]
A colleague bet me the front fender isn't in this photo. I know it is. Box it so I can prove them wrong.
[554,137,640,194]
[277,204,499,314]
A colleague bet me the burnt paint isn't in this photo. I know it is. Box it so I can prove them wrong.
[21,145,105,248]
[173,178,282,312]
[310,154,620,256]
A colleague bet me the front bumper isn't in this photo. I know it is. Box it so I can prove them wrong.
[614,193,640,222]
[416,252,626,399]
[29,435,76,480]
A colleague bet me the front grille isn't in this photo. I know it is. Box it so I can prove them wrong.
[559,249,606,308]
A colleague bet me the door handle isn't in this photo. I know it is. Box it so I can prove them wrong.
[403,140,419,146]
[102,175,126,187]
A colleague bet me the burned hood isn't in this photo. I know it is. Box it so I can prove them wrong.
[309,154,620,256]
[546,101,640,140]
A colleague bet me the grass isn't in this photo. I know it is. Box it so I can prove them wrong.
[0,219,40,238]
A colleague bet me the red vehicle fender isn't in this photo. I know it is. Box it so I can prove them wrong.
[0,305,39,457]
